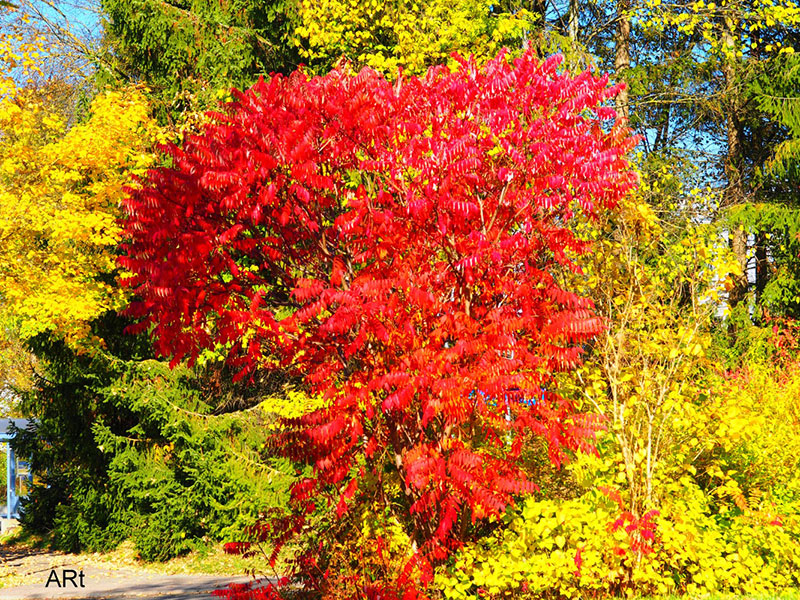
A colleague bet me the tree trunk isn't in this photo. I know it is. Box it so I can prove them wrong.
[729,226,748,308]
[615,0,631,124]
[755,232,769,304]
[569,0,579,42]
[722,19,748,308]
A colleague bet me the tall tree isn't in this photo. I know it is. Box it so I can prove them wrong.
[636,0,800,313]
[615,0,631,123]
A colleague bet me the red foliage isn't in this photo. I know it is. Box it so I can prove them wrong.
[600,485,659,556]
[212,581,283,600]
[121,50,637,596]
[766,313,800,367]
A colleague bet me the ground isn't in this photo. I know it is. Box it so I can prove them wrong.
[0,539,276,599]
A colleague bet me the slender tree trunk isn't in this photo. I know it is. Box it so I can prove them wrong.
[725,111,748,306]
[615,0,631,124]
[755,232,769,304]
[722,18,748,307]
[729,225,748,308]
[533,0,547,31]
[569,0,579,42]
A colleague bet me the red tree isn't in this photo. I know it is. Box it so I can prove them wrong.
[121,50,637,597]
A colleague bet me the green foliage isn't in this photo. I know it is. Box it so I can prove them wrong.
[51,479,134,553]
[753,55,800,139]
[727,202,800,316]
[99,0,300,121]
[14,313,295,560]
[96,360,294,561]
[13,313,143,547]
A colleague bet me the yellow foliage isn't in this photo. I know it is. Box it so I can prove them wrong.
[0,86,158,346]
[437,178,800,598]
[438,358,800,597]
[558,176,738,518]
[437,487,800,598]
[641,0,800,57]
[293,0,534,75]
[0,316,35,394]
[259,388,330,427]
[0,5,45,99]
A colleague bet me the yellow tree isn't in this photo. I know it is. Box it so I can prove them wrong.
[568,182,740,516]
[0,87,158,346]
[0,3,44,97]
[0,5,159,347]
[293,0,535,75]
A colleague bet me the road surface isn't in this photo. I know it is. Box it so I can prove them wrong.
[0,545,275,599]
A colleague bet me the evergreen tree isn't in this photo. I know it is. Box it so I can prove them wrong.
[14,313,295,559]
[99,0,301,121]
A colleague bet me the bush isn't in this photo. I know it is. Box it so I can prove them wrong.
[437,488,800,598]
[436,335,800,599]
[95,360,296,560]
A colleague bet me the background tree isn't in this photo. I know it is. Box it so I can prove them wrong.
[0,84,157,346]
[634,0,800,316]
[293,0,535,75]
[734,53,800,317]
[99,0,301,122]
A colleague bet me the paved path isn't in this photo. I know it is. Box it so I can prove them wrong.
[0,546,274,599]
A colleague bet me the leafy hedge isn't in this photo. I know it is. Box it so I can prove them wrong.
[439,488,800,598]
